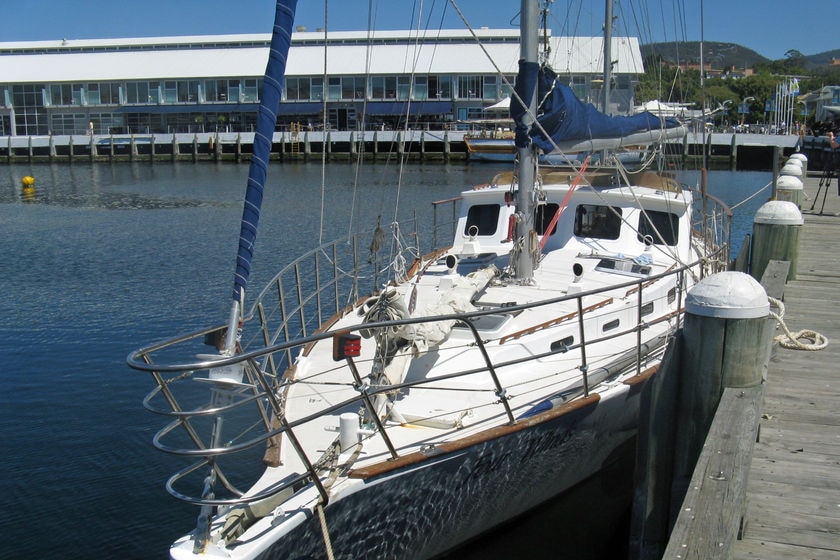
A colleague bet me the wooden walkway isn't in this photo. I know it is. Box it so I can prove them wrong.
[732,172,840,559]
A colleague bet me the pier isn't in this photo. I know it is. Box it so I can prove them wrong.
[0,130,467,164]
[636,171,840,559]
[0,129,810,169]
[729,173,840,559]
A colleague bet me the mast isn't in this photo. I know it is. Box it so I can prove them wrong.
[602,0,613,114]
[513,0,539,281]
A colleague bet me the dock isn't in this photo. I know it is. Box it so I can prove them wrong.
[731,173,840,559]
[650,171,840,559]
[0,130,810,170]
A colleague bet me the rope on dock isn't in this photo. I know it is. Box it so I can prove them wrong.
[769,296,829,350]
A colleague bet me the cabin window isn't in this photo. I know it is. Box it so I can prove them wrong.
[640,302,654,316]
[465,204,501,236]
[550,335,575,353]
[667,287,677,304]
[638,210,679,245]
[602,318,620,332]
[574,205,622,239]
[534,203,560,236]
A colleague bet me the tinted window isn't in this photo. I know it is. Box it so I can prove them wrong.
[638,210,679,245]
[534,203,560,236]
[574,205,622,239]
[465,204,501,236]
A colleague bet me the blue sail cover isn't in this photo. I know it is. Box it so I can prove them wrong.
[233,0,298,302]
[512,61,681,151]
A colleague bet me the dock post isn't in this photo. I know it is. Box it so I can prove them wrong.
[304,131,311,160]
[397,131,403,157]
[730,134,737,171]
[373,130,379,158]
[130,135,136,162]
[788,151,808,177]
[630,271,772,559]
[172,134,179,162]
[89,133,96,162]
[49,134,56,161]
[28,135,32,163]
[444,131,450,161]
[326,131,332,161]
[420,131,426,160]
[150,135,156,162]
[775,174,803,208]
[349,131,356,157]
[749,200,802,282]
[280,131,286,160]
[192,134,198,162]
[69,135,74,163]
[235,133,242,162]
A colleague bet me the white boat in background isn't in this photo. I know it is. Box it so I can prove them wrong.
[128,1,733,558]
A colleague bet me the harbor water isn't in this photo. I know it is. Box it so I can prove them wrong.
[0,161,772,559]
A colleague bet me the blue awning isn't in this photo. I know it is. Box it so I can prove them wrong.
[277,102,323,114]
[363,101,452,115]
[117,103,259,114]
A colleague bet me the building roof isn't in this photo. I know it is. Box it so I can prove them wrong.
[0,30,644,83]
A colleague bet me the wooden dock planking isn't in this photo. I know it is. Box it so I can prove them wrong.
[731,173,840,560]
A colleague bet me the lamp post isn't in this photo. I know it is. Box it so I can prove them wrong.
[720,100,732,130]
[739,96,755,130]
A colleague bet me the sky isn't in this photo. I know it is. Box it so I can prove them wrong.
[1,0,835,61]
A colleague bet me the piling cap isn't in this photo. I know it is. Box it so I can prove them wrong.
[788,152,807,163]
[754,200,803,225]
[775,175,803,190]
[779,164,802,177]
[686,272,769,318]
[784,157,803,168]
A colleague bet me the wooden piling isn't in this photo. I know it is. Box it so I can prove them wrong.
[631,271,773,560]
[749,200,802,282]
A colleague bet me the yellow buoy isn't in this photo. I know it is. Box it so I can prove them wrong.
[21,176,35,189]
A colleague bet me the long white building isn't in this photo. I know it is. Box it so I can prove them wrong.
[0,29,645,136]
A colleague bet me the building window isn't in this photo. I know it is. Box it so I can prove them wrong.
[428,76,452,99]
[370,76,384,99]
[242,79,259,102]
[458,75,482,99]
[227,79,240,102]
[311,77,323,101]
[412,76,428,101]
[397,76,411,100]
[482,75,498,99]
[163,81,178,104]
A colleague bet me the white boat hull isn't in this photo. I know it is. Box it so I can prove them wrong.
[173,382,642,559]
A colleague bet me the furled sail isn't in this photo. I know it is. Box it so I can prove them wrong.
[511,62,682,152]
[232,0,298,303]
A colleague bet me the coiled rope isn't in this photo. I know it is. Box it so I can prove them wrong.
[768,296,829,351]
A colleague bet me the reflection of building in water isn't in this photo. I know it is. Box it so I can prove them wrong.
[0,30,645,136]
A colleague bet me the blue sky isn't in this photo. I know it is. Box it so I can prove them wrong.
[2,0,834,60]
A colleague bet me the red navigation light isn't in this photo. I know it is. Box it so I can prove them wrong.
[333,332,362,361]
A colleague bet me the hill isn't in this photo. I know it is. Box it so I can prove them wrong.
[642,42,840,71]
[805,49,840,67]
[641,41,768,70]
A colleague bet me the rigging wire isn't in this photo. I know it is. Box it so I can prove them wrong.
[318,1,329,246]
[346,0,379,242]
